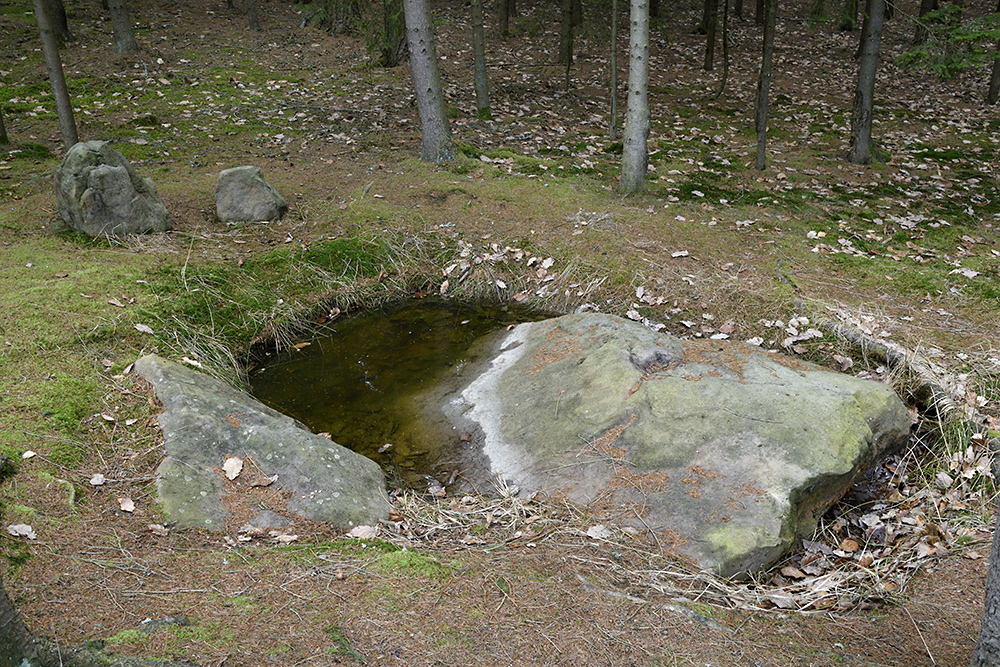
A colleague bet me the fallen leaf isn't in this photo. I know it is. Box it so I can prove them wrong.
[134,323,154,334]
[250,474,278,487]
[223,456,243,480]
[108,298,126,308]
[348,525,378,539]
[90,473,106,486]
[671,250,690,258]
[780,565,806,579]
[272,533,298,544]
[586,525,613,540]
[6,524,36,540]
[119,497,135,512]
[148,524,169,536]
[839,538,859,553]
[767,591,798,609]
[21,450,35,459]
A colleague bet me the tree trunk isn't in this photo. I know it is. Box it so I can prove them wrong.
[0,571,31,667]
[988,0,1000,104]
[402,0,454,161]
[837,0,857,30]
[559,0,574,65]
[712,0,730,98]
[500,0,511,36]
[754,0,776,169]
[109,0,139,53]
[572,0,583,26]
[43,0,73,42]
[847,0,884,164]
[703,0,719,69]
[0,107,8,145]
[377,0,407,67]
[755,0,764,25]
[733,0,742,20]
[247,0,261,30]
[971,499,1000,666]
[610,0,618,140]
[471,0,490,117]
[620,0,649,193]
[32,0,78,149]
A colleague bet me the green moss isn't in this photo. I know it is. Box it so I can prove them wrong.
[375,549,447,578]
[106,629,147,646]
[37,372,96,439]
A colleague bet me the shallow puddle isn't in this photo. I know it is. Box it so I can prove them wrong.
[250,298,544,486]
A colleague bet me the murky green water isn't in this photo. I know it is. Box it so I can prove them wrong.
[250,298,543,486]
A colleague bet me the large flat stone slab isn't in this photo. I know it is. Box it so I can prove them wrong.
[447,313,910,577]
[134,355,389,531]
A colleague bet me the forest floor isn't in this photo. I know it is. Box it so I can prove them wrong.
[1,0,1000,663]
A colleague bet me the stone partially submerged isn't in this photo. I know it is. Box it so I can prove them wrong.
[445,313,910,577]
[134,355,390,531]
[54,140,171,237]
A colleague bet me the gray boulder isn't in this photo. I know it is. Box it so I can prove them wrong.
[447,313,910,577]
[54,140,171,237]
[215,166,287,222]
[134,355,390,531]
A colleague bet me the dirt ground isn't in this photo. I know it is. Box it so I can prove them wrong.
[1,0,998,663]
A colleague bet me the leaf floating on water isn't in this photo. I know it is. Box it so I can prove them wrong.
[223,456,243,480]
[6,524,36,540]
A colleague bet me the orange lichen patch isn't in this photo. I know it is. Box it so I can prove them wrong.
[522,327,584,375]
[731,481,768,500]
[225,413,245,428]
[587,413,638,460]
[680,338,748,381]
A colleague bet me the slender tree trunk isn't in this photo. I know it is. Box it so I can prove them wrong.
[971,463,1000,666]
[754,0,776,169]
[838,0,858,29]
[247,0,261,30]
[712,0,730,98]
[402,0,454,161]
[559,0,574,65]
[572,0,583,26]
[471,0,490,117]
[620,0,649,193]
[33,0,78,149]
[733,0,743,20]
[704,0,719,69]
[43,0,73,42]
[610,0,618,140]
[500,0,511,36]
[109,0,139,53]
[987,0,1000,104]
[913,0,937,42]
[755,0,764,25]
[0,107,8,145]
[847,0,884,164]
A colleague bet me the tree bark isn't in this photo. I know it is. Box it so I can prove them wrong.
[247,0,261,30]
[733,0,742,19]
[32,0,78,149]
[987,0,1000,103]
[109,0,139,53]
[0,107,8,145]
[971,498,1000,666]
[913,0,936,42]
[471,0,490,118]
[402,0,454,161]
[703,0,719,69]
[610,0,618,140]
[559,0,574,65]
[847,0,884,165]
[500,0,510,36]
[572,0,583,26]
[620,0,649,193]
[43,0,73,42]
[753,0,776,169]
[755,0,764,25]
[712,0,730,98]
